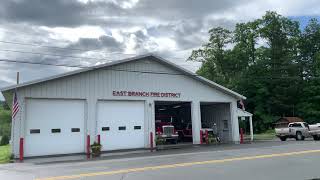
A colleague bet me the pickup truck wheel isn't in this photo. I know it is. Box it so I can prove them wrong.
[296,132,303,141]
[280,137,287,141]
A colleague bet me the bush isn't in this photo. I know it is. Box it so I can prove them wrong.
[0,107,11,138]
[90,142,102,157]
[0,135,9,145]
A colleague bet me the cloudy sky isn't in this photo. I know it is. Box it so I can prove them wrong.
[0,0,320,99]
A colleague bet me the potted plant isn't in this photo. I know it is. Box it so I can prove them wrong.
[207,133,216,144]
[155,137,165,150]
[90,142,102,157]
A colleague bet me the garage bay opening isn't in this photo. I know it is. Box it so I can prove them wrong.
[200,102,231,143]
[154,101,192,146]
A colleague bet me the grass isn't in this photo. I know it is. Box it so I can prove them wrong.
[0,145,11,163]
[253,129,276,140]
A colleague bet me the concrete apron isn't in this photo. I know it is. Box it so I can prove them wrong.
[18,142,241,164]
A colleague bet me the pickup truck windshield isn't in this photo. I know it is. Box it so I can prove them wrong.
[289,123,302,127]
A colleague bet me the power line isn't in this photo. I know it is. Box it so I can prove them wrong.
[0,40,103,52]
[0,48,193,63]
[0,58,198,76]
[0,40,137,55]
[0,58,87,68]
[0,49,118,61]
[0,28,125,53]
[0,57,318,80]
[0,48,304,70]
[0,49,192,60]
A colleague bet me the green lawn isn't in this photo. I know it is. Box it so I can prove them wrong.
[253,129,276,140]
[0,145,11,163]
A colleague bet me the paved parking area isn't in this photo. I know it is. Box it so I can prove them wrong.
[0,140,319,180]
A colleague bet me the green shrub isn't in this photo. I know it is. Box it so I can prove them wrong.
[90,142,102,157]
[0,107,11,138]
[0,135,9,145]
[156,137,165,145]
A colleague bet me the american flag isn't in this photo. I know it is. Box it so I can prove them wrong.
[12,91,19,119]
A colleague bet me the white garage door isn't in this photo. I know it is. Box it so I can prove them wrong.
[25,99,85,157]
[97,101,145,151]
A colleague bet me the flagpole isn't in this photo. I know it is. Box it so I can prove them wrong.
[17,72,23,161]
[10,72,18,158]
[11,95,15,157]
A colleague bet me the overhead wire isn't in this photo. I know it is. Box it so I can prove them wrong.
[0,40,137,55]
[0,49,121,61]
[0,57,317,80]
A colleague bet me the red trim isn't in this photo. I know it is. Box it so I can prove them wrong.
[150,132,154,152]
[200,131,203,144]
[205,130,209,144]
[97,134,100,145]
[19,138,24,162]
[87,135,90,159]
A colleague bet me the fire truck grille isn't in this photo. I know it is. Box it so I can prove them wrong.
[163,126,174,135]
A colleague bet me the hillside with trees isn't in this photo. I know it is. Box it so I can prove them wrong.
[0,101,11,145]
[189,11,320,133]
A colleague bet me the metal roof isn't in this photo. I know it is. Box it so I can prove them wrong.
[1,53,246,99]
[237,108,253,117]
[276,117,304,123]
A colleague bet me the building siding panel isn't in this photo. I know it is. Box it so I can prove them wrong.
[9,58,240,157]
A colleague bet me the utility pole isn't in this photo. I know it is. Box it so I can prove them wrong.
[16,72,19,84]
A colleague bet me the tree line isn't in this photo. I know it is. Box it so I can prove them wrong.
[0,101,10,145]
[189,11,320,133]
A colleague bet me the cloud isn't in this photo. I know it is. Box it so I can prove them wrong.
[130,0,250,21]
[0,0,124,27]
[67,35,125,52]
[1,0,320,101]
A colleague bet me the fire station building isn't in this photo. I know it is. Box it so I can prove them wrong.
[1,54,246,158]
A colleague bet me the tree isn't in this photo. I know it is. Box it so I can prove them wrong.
[188,11,320,132]
[0,105,11,139]
[296,19,320,123]
[257,11,301,117]
[188,27,234,87]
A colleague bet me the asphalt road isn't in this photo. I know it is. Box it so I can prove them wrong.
[1,140,320,180]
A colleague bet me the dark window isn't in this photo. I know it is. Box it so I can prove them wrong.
[119,126,126,130]
[102,127,110,131]
[71,128,80,132]
[223,120,229,129]
[292,123,302,128]
[51,129,61,133]
[30,129,40,134]
[134,126,141,130]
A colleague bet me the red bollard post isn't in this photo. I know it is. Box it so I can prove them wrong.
[200,130,203,144]
[87,135,90,159]
[240,128,244,144]
[97,134,101,145]
[205,130,209,144]
[150,132,154,152]
[19,138,24,162]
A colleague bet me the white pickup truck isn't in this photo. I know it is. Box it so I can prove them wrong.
[275,122,320,141]
[310,123,320,140]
